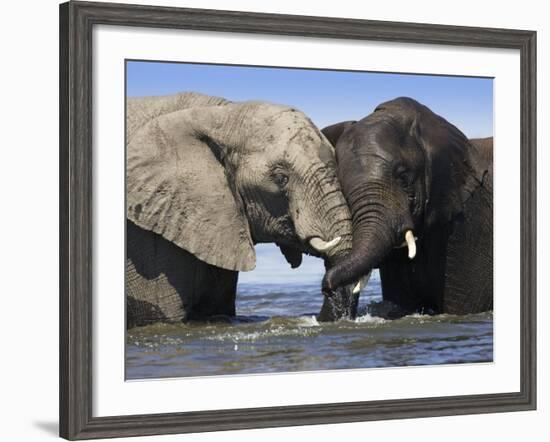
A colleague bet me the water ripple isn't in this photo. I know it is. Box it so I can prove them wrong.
[127,276,493,379]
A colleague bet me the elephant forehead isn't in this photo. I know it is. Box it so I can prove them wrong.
[261,108,314,132]
[271,116,324,150]
[248,129,324,161]
[261,135,331,167]
[351,119,414,157]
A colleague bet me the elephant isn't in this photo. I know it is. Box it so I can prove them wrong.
[319,97,493,320]
[126,92,354,328]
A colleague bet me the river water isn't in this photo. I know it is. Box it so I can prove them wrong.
[126,272,493,379]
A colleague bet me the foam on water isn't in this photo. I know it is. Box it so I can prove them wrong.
[297,315,320,327]
[355,313,387,324]
[126,276,493,379]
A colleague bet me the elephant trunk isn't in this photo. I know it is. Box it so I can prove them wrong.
[294,163,357,323]
[295,160,354,265]
[323,218,394,293]
[320,183,414,317]
[321,228,353,267]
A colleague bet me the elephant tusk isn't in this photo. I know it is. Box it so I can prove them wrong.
[352,271,372,294]
[309,236,341,252]
[405,230,416,260]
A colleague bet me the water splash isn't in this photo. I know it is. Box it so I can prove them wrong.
[126,278,493,379]
[355,313,386,324]
[297,316,320,327]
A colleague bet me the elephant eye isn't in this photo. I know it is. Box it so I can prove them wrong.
[273,172,289,189]
[396,168,413,188]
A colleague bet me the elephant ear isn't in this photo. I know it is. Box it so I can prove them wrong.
[126,109,256,272]
[127,92,230,142]
[411,107,490,227]
[321,121,356,147]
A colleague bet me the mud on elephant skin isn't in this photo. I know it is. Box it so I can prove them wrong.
[321,97,493,319]
[126,92,353,327]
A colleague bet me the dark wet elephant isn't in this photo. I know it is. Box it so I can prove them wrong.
[320,97,493,320]
[126,92,354,328]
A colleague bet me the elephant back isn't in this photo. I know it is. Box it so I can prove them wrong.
[470,137,493,168]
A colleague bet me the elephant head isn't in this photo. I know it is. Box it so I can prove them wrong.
[126,92,352,277]
[321,97,491,317]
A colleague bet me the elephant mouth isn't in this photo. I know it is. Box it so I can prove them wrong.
[276,243,303,268]
[277,234,343,267]
[274,236,344,262]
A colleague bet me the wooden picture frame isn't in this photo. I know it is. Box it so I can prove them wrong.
[59,1,536,439]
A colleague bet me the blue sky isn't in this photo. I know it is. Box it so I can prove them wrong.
[127,60,493,284]
[127,60,493,138]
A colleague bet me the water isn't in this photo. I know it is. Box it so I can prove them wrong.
[126,273,493,379]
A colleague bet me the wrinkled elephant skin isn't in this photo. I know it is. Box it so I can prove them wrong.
[322,97,493,318]
[126,92,353,327]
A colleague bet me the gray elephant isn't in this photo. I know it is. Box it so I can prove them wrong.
[126,92,354,327]
[320,97,493,320]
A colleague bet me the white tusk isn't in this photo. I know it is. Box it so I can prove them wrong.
[352,271,372,294]
[405,230,416,260]
[309,236,341,252]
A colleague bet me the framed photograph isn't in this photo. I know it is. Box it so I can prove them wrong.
[59,1,536,439]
